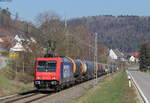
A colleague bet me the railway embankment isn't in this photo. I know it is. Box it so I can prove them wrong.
[1,72,139,103]
[0,70,140,103]
[69,72,139,103]
[0,67,35,97]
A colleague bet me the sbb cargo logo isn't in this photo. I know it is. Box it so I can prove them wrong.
[63,65,71,78]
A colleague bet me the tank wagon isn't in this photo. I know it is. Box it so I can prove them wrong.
[34,56,110,91]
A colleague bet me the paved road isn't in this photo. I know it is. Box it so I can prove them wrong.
[128,66,150,103]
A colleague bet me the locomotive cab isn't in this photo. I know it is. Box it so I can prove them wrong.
[34,57,62,90]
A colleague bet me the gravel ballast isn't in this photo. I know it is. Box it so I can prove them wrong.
[33,74,109,103]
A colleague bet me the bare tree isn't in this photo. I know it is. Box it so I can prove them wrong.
[35,11,67,55]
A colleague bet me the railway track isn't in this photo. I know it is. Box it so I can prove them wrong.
[1,92,52,103]
[23,94,50,103]
[0,73,112,103]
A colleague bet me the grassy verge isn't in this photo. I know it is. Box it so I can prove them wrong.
[0,67,35,96]
[70,72,138,103]
[146,72,150,74]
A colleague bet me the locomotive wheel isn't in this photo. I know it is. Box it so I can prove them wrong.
[55,85,61,92]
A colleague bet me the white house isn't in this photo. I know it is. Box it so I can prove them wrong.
[14,34,25,43]
[10,42,25,52]
[109,49,126,61]
[109,49,118,60]
[30,37,37,43]
[129,56,136,62]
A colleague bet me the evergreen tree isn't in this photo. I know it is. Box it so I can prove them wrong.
[139,43,150,71]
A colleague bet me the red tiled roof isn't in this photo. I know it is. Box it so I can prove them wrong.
[129,52,140,58]
[1,37,10,41]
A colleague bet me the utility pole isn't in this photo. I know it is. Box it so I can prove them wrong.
[65,18,69,56]
[94,32,98,85]
[65,17,67,28]
[26,23,29,36]
[89,34,92,60]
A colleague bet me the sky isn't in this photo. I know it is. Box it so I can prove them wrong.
[0,0,150,22]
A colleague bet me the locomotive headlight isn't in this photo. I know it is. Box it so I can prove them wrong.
[35,81,40,84]
[51,81,57,85]
[37,76,41,79]
[52,77,56,80]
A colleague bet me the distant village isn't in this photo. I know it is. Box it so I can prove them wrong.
[0,33,139,63]
[0,8,140,65]
[0,33,37,58]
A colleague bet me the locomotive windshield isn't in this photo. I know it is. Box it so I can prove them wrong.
[37,61,57,72]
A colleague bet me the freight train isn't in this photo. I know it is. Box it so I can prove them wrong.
[34,56,116,91]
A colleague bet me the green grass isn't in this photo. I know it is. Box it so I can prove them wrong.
[0,75,12,89]
[70,72,137,103]
[0,67,35,96]
[147,72,150,74]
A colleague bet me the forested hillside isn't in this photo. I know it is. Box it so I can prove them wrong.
[1,8,150,52]
[68,15,150,52]
[0,9,109,62]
